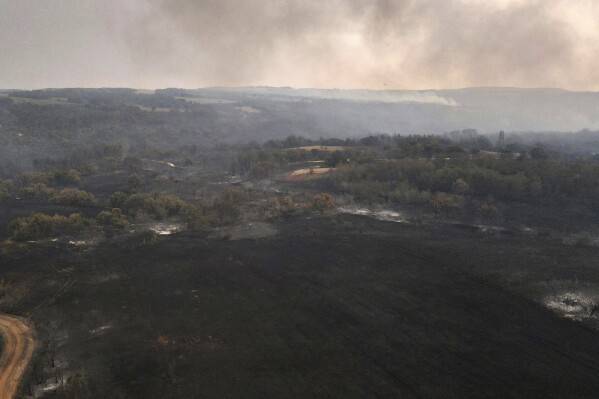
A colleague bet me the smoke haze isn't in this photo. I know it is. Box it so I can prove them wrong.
[1,0,598,90]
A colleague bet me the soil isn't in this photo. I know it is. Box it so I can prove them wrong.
[0,314,35,399]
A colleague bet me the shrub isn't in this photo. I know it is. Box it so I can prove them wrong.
[156,194,186,216]
[52,168,81,185]
[19,172,49,185]
[325,151,348,167]
[50,188,96,207]
[65,213,99,233]
[312,193,335,213]
[9,212,98,240]
[96,208,130,232]
[123,192,187,220]
[479,202,501,227]
[127,172,143,192]
[451,178,470,194]
[429,192,462,222]
[19,183,55,199]
[184,204,210,229]
[213,195,241,225]
[77,163,99,176]
[251,161,276,178]
[0,179,13,192]
[109,191,129,208]
[0,180,13,201]
[390,183,431,204]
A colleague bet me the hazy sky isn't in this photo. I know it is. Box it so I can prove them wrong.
[1,0,598,90]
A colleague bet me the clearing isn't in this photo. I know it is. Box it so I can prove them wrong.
[285,167,332,181]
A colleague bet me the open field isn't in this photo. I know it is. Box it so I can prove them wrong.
[284,167,332,181]
[289,167,331,176]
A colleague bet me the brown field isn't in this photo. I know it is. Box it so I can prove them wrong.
[285,167,332,181]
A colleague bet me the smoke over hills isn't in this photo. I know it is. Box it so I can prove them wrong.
[1,1,598,90]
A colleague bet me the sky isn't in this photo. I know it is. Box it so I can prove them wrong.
[1,0,598,90]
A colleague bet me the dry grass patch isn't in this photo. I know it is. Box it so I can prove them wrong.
[285,167,332,181]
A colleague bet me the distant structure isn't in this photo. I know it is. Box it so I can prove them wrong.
[497,131,506,150]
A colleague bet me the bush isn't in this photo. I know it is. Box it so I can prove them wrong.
[213,195,241,225]
[123,192,187,220]
[9,212,98,240]
[251,161,276,178]
[0,179,13,192]
[451,178,470,194]
[184,204,210,229]
[0,179,13,201]
[312,193,335,213]
[390,183,431,204]
[429,192,462,221]
[19,183,55,199]
[50,188,96,207]
[109,191,129,208]
[51,168,81,185]
[479,202,501,227]
[19,172,49,185]
[96,208,130,232]
[127,172,143,192]
[325,151,348,167]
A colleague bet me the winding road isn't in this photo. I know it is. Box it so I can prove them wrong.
[0,314,34,399]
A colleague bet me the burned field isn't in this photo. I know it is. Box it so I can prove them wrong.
[1,89,599,398]
[3,214,599,398]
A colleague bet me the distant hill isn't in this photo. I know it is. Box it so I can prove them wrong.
[166,86,599,134]
[2,86,599,169]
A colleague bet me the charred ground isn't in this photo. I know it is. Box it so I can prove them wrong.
[1,88,599,398]
[2,215,599,398]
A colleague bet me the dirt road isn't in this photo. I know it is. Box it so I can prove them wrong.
[0,314,34,399]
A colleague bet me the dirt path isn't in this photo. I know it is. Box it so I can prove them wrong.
[0,314,34,399]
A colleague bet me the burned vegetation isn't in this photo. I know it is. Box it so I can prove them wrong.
[1,89,599,398]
